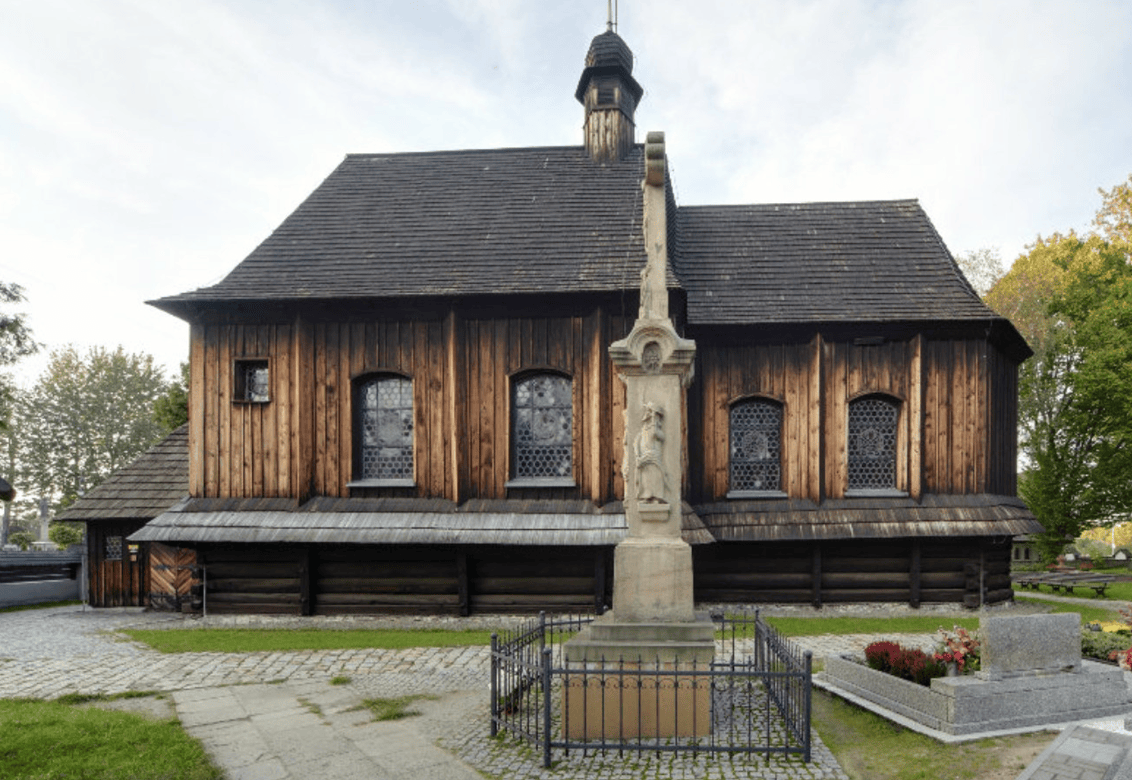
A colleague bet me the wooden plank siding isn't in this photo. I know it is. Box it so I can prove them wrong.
[192,309,633,503]
[687,336,1020,503]
[86,522,148,607]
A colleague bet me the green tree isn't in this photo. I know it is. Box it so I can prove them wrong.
[0,282,38,546]
[16,346,169,511]
[954,246,1005,297]
[1094,173,1132,243]
[154,362,189,432]
[988,204,1132,560]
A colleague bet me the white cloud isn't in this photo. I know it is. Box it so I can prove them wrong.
[0,0,1129,387]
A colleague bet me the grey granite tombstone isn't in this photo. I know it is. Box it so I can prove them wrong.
[979,613,1081,679]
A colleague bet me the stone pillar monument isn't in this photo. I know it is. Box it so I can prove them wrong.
[564,131,714,738]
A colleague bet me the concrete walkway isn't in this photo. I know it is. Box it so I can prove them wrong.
[171,681,483,780]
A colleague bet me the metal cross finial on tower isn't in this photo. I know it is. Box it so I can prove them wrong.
[607,0,618,32]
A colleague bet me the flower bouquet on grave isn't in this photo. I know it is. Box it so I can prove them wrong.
[933,625,980,674]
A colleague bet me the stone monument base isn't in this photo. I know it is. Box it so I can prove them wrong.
[611,536,695,623]
[563,613,716,738]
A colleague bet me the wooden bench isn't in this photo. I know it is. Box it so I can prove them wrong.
[1014,571,1115,596]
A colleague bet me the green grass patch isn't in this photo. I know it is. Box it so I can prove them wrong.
[0,697,221,780]
[55,691,162,706]
[0,600,82,614]
[1013,595,1122,625]
[1013,580,1132,600]
[763,615,979,638]
[812,689,1054,779]
[329,675,351,686]
[352,694,435,722]
[122,627,495,653]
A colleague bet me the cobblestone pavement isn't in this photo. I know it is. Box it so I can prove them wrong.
[0,604,982,780]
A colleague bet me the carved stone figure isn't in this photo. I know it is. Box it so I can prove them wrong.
[635,402,668,504]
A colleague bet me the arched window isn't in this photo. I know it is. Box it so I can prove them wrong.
[512,373,573,481]
[729,398,783,493]
[847,395,899,491]
[356,375,414,483]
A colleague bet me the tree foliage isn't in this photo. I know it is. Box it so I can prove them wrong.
[0,283,39,437]
[14,346,169,511]
[954,246,1005,297]
[153,362,189,432]
[1094,173,1132,244]
[989,180,1132,561]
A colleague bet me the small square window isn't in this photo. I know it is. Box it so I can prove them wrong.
[105,536,122,561]
[234,359,269,403]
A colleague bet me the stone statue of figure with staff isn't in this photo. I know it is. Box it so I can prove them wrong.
[635,401,668,505]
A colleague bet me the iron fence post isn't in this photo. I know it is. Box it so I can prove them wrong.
[490,632,499,737]
[542,646,553,768]
[803,650,813,762]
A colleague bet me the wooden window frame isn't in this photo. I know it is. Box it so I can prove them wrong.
[506,370,576,488]
[727,396,788,499]
[233,357,270,404]
[348,373,416,488]
[845,393,908,497]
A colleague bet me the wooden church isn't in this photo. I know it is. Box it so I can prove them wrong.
[123,28,1038,614]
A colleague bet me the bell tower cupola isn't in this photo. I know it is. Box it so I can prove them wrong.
[575,27,643,163]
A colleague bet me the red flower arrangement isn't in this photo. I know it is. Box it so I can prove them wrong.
[864,641,946,686]
[933,625,980,673]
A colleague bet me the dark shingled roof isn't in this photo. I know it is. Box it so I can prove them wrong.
[57,425,188,522]
[674,200,995,326]
[149,145,1025,356]
[151,146,649,315]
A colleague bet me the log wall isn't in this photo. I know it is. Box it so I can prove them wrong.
[692,536,1011,607]
[194,544,612,615]
[187,539,1007,614]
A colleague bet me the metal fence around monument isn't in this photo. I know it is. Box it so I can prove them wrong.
[489,611,811,767]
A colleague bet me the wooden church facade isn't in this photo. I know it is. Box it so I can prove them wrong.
[124,29,1038,614]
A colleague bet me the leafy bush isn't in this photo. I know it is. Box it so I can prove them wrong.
[864,641,947,686]
[1080,629,1130,662]
[48,522,84,549]
[7,531,33,550]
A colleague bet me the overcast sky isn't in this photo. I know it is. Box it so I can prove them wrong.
[2,0,1130,387]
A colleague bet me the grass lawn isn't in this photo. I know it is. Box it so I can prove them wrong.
[812,689,1055,780]
[0,696,221,780]
[1013,594,1123,625]
[123,626,495,653]
[1012,580,1132,601]
[0,600,82,614]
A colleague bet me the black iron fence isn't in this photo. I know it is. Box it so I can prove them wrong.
[490,611,812,767]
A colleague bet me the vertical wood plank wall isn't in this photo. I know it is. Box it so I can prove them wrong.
[191,319,1018,504]
[193,311,631,502]
[688,337,1019,503]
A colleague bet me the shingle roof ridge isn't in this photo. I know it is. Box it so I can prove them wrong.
[342,143,636,160]
[678,197,922,211]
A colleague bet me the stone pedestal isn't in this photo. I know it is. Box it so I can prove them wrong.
[563,613,715,738]
[612,537,695,623]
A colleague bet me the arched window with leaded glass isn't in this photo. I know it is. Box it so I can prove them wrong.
[510,372,573,484]
[354,374,414,485]
[729,397,783,495]
[847,395,899,492]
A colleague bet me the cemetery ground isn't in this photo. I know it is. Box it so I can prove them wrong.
[1,597,1125,780]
